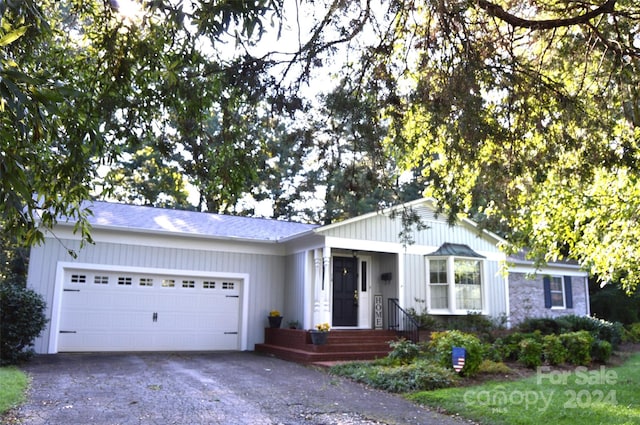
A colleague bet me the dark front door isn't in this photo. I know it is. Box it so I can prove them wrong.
[332,256,358,326]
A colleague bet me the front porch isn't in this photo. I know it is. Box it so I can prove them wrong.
[255,328,401,364]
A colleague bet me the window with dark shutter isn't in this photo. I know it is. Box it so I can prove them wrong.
[543,276,552,309]
[564,276,573,309]
[544,275,568,309]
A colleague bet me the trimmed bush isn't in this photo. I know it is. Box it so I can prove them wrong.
[518,315,624,348]
[0,283,48,365]
[591,339,612,363]
[493,332,539,361]
[556,315,623,348]
[429,330,484,376]
[518,337,543,369]
[542,334,568,365]
[560,331,594,366]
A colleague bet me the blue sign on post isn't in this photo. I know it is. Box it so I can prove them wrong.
[452,346,466,373]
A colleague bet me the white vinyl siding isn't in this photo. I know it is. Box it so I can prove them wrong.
[319,204,498,253]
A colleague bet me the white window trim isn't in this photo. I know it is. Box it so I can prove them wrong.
[549,275,566,310]
[426,256,487,315]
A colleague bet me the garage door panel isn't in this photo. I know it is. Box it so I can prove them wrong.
[58,270,242,352]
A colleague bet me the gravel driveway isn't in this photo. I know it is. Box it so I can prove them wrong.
[8,352,469,425]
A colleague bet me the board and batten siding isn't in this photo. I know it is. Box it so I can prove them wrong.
[483,260,508,317]
[284,251,307,329]
[402,254,427,313]
[27,235,285,353]
[319,204,499,254]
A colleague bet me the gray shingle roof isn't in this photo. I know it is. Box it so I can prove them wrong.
[426,243,485,258]
[507,249,580,267]
[75,201,318,242]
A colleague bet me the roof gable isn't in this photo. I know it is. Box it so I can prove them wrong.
[314,198,504,248]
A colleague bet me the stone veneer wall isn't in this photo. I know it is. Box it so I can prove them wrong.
[508,272,588,326]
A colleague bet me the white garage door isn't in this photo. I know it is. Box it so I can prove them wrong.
[58,269,241,352]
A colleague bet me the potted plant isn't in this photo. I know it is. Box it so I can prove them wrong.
[268,310,283,328]
[310,322,330,345]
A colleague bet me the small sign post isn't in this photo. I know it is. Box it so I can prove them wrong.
[374,295,383,329]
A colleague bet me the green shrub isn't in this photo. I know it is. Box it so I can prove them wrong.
[493,332,542,361]
[591,339,613,363]
[377,360,458,392]
[406,308,442,330]
[478,359,512,375]
[450,312,495,333]
[518,337,543,369]
[518,317,561,335]
[387,338,422,364]
[624,323,640,343]
[429,330,484,376]
[442,313,508,342]
[484,342,505,362]
[560,331,594,366]
[0,283,48,365]
[330,359,457,393]
[542,334,568,365]
[492,334,519,361]
[556,315,623,348]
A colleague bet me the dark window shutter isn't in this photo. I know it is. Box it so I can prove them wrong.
[543,276,552,309]
[564,276,573,309]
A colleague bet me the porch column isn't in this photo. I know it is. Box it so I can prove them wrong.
[397,251,405,309]
[321,249,331,324]
[313,249,323,328]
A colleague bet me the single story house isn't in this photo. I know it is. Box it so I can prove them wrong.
[27,198,590,354]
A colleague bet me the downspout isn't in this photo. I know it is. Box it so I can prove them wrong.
[504,266,511,329]
[584,276,591,316]
[397,251,405,309]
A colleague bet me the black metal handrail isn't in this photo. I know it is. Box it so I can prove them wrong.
[387,298,420,343]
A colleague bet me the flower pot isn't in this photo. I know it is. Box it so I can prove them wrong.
[268,316,283,328]
[310,330,329,345]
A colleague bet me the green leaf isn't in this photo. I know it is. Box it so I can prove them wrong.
[0,25,28,47]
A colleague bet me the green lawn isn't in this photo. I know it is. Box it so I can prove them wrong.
[409,353,640,425]
[0,367,28,415]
